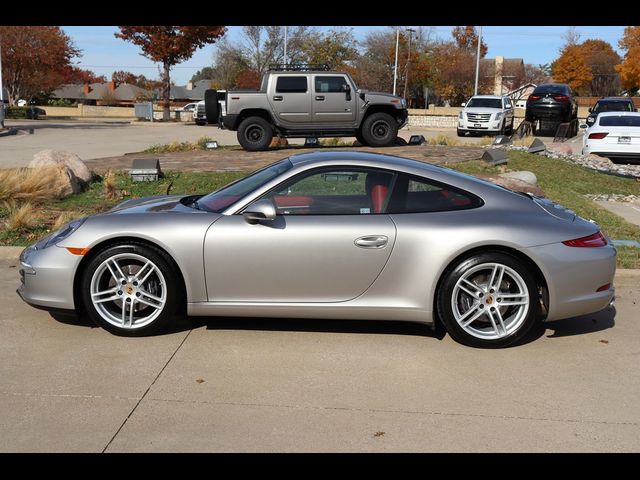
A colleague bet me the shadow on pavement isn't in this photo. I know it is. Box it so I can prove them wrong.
[49,311,97,328]
[199,316,445,340]
[544,306,615,338]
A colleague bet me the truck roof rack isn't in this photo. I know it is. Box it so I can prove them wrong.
[268,64,331,72]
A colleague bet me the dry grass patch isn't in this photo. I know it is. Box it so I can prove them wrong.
[0,166,70,203]
[103,170,118,199]
[428,134,459,146]
[3,201,36,231]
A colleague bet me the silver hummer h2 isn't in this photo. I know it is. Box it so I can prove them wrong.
[203,65,409,151]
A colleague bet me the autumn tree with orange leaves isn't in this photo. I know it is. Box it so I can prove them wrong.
[115,26,226,120]
[552,44,593,94]
[0,26,80,105]
[616,26,640,93]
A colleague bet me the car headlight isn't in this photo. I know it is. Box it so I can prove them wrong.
[401,98,407,108]
[459,111,464,119]
[494,112,503,120]
[43,218,87,248]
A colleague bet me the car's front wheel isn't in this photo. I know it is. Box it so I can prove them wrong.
[361,112,398,147]
[81,243,183,336]
[437,252,539,348]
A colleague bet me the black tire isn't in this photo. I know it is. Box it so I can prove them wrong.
[457,128,465,137]
[204,89,219,124]
[436,252,540,348]
[499,120,506,135]
[507,119,514,134]
[195,120,206,126]
[355,131,366,145]
[361,112,398,147]
[237,116,274,151]
[80,243,183,337]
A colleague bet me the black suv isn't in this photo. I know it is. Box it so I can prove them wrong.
[586,97,637,127]
[525,83,578,127]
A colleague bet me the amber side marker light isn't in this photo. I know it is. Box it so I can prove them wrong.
[596,284,611,292]
[66,247,90,256]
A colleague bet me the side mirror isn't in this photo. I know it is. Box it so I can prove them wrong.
[243,198,276,224]
[588,107,592,113]
[461,102,466,107]
[342,83,351,101]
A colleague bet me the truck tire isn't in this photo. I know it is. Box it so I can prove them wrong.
[361,112,398,147]
[237,116,274,151]
[204,89,219,124]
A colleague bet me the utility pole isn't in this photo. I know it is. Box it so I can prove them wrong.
[392,28,399,96]
[474,26,483,96]
[403,28,416,101]
[284,26,288,66]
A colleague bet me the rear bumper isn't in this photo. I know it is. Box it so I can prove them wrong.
[526,104,571,120]
[221,114,240,130]
[582,145,640,161]
[525,242,616,321]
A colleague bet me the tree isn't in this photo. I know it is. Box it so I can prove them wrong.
[580,39,621,96]
[304,28,358,69]
[115,26,226,120]
[0,26,80,105]
[111,70,139,85]
[191,67,216,83]
[452,26,487,57]
[552,44,593,93]
[616,26,640,93]
[60,66,106,84]
[523,64,552,85]
[235,69,262,89]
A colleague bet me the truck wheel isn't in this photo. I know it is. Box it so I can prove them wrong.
[237,116,274,151]
[361,112,398,147]
[457,129,465,137]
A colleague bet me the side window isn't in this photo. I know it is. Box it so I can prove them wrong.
[276,76,308,93]
[315,76,348,93]
[387,174,481,214]
[263,168,395,215]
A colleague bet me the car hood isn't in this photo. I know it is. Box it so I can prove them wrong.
[463,107,503,114]
[103,194,203,215]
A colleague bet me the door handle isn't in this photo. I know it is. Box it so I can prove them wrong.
[354,235,388,249]
[273,96,283,101]
[315,96,325,101]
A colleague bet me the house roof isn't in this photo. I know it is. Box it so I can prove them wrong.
[167,79,214,100]
[52,82,153,101]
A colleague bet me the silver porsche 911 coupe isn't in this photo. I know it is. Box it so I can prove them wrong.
[18,151,616,348]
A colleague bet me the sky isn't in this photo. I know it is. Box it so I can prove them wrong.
[61,26,629,85]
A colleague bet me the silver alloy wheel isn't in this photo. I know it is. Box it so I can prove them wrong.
[451,262,530,340]
[90,253,167,329]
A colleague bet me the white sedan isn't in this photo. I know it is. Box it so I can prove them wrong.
[582,111,640,164]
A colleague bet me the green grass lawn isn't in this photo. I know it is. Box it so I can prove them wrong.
[1,150,639,267]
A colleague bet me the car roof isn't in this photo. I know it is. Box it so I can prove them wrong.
[469,95,504,99]
[596,97,633,102]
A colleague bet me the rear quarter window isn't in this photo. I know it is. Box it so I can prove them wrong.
[599,116,640,127]
[276,76,308,93]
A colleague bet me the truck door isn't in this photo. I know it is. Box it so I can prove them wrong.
[311,75,356,125]
[268,75,312,125]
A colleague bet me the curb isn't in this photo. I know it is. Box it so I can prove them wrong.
[0,246,24,260]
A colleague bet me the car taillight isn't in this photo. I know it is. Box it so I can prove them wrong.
[562,231,608,247]
[528,94,541,101]
[553,95,570,102]
[588,132,608,139]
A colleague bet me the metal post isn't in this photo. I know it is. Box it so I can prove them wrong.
[0,40,4,127]
[474,26,482,96]
[403,28,416,101]
[393,29,399,96]
[284,26,288,66]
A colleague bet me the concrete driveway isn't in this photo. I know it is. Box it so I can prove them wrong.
[1,252,638,452]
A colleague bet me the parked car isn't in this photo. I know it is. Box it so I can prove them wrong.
[18,151,615,348]
[582,111,640,164]
[457,95,515,136]
[206,65,408,150]
[585,97,636,127]
[177,102,198,113]
[525,83,578,134]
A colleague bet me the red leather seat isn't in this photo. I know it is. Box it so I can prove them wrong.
[370,184,389,213]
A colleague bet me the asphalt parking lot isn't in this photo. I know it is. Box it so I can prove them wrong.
[1,252,638,452]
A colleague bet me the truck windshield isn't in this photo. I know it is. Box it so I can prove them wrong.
[466,98,502,109]
[197,159,294,213]
[594,101,633,113]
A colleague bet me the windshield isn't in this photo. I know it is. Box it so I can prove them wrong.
[466,98,502,109]
[599,115,640,127]
[594,101,633,113]
[198,159,293,212]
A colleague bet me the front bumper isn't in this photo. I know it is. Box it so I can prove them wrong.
[458,118,503,132]
[17,244,80,311]
[525,241,616,321]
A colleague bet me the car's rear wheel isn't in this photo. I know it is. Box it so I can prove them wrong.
[237,116,274,151]
[437,252,539,348]
[81,243,182,336]
[361,112,398,147]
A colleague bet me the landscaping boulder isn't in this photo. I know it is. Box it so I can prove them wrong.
[499,170,537,185]
[545,143,573,157]
[478,174,544,197]
[29,149,93,183]
[269,137,289,148]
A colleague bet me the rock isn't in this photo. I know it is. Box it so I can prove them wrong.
[500,170,537,185]
[478,174,544,197]
[29,149,93,183]
[352,140,363,147]
[269,137,289,148]
[545,143,573,156]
